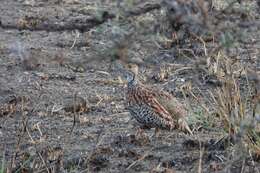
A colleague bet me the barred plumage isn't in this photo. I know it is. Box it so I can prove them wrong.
[125,64,192,134]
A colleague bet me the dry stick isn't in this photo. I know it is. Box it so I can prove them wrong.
[36,152,50,173]
[14,155,33,173]
[12,111,38,173]
[171,67,193,77]
[214,154,224,162]
[188,89,210,115]
[11,97,28,170]
[198,139,204,173]
[70,92,79,134]
[126,150,151,170]
[241,158,246,173]
[190,33,208,57]
[26,126,36,144]
[70,30,80,49]
[36,123,43,137]
[178,48,198,62]
[249,149,260,173]
[62,92,87,171]
[21,93,55,172]
[24,110,51,173]
[94,91,104,107]
[35,161,59,173]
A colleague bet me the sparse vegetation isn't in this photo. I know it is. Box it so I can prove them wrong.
[0,0,259,172]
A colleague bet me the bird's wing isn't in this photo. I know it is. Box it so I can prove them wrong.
[154,89,188,119]
[137,85,175,123]
[151,87,193,134]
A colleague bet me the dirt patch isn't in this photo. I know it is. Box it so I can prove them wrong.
[0,0,260,172]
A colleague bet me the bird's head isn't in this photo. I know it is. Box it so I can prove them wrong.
[116,61,139,86]
[126,63,138,83]
[119,63,139,86]
[125,71,135,84]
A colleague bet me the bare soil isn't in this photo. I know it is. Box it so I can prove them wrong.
[0,0,260,172]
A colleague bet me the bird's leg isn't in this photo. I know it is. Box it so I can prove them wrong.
[154,127,160,138]
[149,127,160,139]
[135,126,146,137]
[172,31,178,40]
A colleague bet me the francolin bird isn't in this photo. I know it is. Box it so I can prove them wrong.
[124,64,192,135]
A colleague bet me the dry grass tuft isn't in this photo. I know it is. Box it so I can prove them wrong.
[208,53,260,157]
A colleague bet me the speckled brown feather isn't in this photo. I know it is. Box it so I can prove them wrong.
[125,63,192,134]
[127,83,176,129]
[153,89,192,134]
[127,81,192,134]
[129,84,175,123]
[154,90,187,119]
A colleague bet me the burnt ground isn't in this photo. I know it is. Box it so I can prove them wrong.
[0,0,260,172]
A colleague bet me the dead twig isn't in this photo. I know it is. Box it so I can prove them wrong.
[11,97,29,170]
[126,151,150,170]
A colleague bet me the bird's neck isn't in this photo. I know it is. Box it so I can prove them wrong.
[127,78,138,88]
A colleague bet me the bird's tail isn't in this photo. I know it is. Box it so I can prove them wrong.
[178,118,193,135]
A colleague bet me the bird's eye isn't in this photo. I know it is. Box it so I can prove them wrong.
[170,7,175,13]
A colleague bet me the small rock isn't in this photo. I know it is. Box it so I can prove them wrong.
[88,95,100,105]
[22,57,40,71]
[62,96,87,113]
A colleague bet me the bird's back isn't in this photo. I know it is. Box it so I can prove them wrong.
[126,81,176,130]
